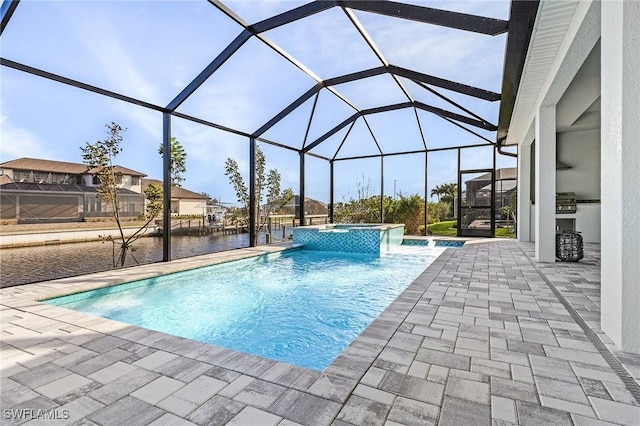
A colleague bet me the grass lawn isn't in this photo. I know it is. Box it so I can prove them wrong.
[428,220,515,238]
[495,227,516,238]
[428,221,457,236]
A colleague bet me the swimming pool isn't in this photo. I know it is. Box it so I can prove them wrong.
[45,245,445,370]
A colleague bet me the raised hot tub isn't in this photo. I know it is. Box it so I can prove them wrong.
[292,223,405,255]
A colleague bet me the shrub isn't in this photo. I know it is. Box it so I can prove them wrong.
[385,194,424,235]
[427,202,450,223]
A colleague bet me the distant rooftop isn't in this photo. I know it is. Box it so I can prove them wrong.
[0,157,147,177]
[142,179,208,200]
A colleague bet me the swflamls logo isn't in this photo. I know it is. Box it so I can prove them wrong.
[3,408,70,420]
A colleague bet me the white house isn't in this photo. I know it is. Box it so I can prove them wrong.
[0,157,146,222]
[502,1,639,353]
[141,179,209,216]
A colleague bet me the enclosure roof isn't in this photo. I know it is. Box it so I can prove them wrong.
[1,0,539,160]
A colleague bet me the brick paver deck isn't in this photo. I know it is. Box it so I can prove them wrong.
[2,240,639,425]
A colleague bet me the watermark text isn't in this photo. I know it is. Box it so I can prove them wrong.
[3,408,70,421]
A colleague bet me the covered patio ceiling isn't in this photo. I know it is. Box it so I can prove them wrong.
[0,0,538,258]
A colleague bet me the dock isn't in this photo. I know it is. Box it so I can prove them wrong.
[154,214,328,237]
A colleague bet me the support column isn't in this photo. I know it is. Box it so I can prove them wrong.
[491,145,497,237]
[162,113,172,262]
[601,1,640,353]
[424,152,428,235]
[249,137,256,247]
[380,156,384,223]
[518,139,532,242]
[329,160,334,223]
[299,152,305,227]
[534,105,556,262]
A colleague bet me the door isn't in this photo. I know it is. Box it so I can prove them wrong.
[458,169,495,238]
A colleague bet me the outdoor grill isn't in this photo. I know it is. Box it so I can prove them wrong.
[556,192,577,214]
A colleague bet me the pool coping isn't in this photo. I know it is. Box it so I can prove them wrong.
[0,241,453,405]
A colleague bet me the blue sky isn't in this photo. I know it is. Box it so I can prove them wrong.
[0,0,516,206]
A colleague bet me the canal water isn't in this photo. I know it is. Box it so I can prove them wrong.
[0,233,263,288]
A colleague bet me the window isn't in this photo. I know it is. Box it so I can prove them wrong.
[131,176,140,185]
[15,171,29,182]
[92,175,100,185]
[115,174,123,185]
[34,172,47,183]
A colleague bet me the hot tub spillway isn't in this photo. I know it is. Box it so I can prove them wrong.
[292,224,405,254]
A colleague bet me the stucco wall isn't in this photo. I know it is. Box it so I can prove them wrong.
[178,199,205,216]
[555,129,601,243]
[529,203,601,244]
[557,129,601,200]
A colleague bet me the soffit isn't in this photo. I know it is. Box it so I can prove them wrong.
[506,1,579,145]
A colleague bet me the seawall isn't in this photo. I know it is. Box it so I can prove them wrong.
[0,227,159,248]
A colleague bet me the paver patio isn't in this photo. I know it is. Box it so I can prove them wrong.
[2,240,639,425]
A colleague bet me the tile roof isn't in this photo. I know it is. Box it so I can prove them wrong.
[0,157,146,176]
[142,179,208,200]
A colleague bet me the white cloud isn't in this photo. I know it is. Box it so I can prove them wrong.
[118,106,163,142]
[264,7,381,80]
[0,115,53,162]
[71,12,163,105]
[352,3,508,91]
[175,120,247,165]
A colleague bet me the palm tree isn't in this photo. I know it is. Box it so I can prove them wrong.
[442,183,457,201]
[430,184,443,201]
[440,183,458,216]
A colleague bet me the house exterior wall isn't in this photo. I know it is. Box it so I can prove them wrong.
[529,203,600,244]
[512,0,639,353]
[176,199,205,216]
[118,174,142,193]
[555,129,601,243]
[7,168,84,185]
[600,0,640,353]
[557,129,600,200]
[1,166,143,199]
[514,1,600,251]
[2,169,14,180]
[0,160,146,223]
[81,173,142,192]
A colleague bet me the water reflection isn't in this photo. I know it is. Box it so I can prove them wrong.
[0,233,257,288]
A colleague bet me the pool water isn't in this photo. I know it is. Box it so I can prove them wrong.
[46,245,445,370]
[402,239,466,247]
